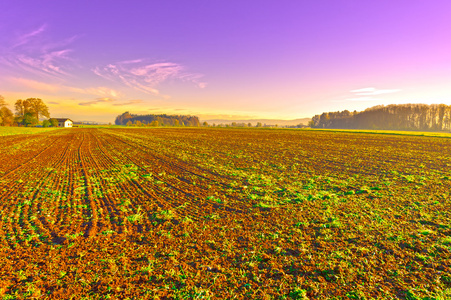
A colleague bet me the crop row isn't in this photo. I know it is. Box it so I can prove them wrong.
[0,128,450,299]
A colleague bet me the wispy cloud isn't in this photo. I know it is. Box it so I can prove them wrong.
[68,86,120,98]
[12,24,47,48]
[80,98,144,107]
[1,25,76,78]
[344,97,382,102]
[78,97,116,106]
[8,77,122,99]
[331,87,402,103]
[198,82,207,89]
[350,87,401,96]
[9,77,60,92]
[93,60,207,95]
[112,99,144,106]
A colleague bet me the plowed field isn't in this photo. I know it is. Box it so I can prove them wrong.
[0,128,450,299]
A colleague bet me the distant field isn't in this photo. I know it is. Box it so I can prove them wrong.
[306,127,451,138]
[60,124,451,139]
[0,128,450,299]
[0,126,60,136]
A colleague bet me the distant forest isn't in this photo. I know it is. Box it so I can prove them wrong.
[115,112,200,127]
[310,104,451,131]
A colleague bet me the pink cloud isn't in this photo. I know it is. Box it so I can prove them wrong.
[350,87,401,96]
[93,59,206,94]
[1,25,76,78]
[13,24,47,48]
[9,77,60,92]
[112,99,144,106]
[78,97,116,106]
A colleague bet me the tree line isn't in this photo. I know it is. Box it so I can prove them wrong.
[115,112,201,127]
[0,96,56,127]
[0,95,14,126]
[309,104,451,131]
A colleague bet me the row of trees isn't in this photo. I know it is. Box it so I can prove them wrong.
[0,95,14,126]
[0,96,51,126]
[310,104,451,131]
[115,112,201,127]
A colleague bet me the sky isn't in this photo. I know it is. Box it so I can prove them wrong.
[1,1,451,123]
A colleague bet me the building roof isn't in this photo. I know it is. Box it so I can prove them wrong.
[54,118,73,122]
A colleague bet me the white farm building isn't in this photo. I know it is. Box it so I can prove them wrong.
[55,118,73,128]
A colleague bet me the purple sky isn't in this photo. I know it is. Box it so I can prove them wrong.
[1,1,451,122]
